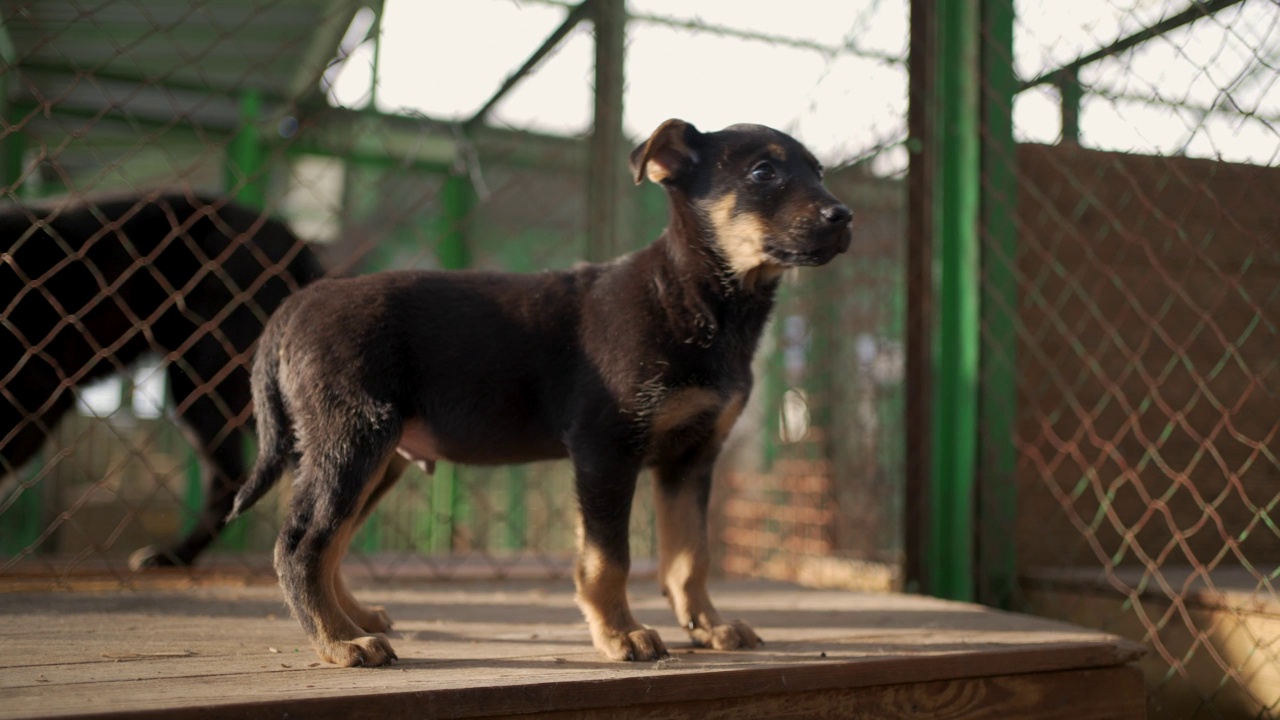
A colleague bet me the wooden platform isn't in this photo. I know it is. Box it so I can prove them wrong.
[0,575,1145,719]
[1025,565,1279,720]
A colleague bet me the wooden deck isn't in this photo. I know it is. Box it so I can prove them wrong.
[1,574,1145,719]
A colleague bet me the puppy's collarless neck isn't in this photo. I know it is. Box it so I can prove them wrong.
[634,233,778,350]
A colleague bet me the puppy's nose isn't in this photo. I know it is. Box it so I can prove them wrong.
[821,204,852,225]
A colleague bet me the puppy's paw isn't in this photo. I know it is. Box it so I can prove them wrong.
[690,619,761,650]
[318,634,398,667]
[595,626,669,662]
[350,605,394,634]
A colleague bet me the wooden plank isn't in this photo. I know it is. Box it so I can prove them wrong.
[488,666,1147,720]
[1025,569,1280,720]
[0,579,1144,719]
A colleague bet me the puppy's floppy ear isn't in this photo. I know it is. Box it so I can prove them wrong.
[629,119,701,186]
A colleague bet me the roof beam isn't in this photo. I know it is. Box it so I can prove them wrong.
[1020,0,1245,90]
[464,0,592,130]
[289,0,369,103]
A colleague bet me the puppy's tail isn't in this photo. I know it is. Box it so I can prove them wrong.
[227,323,294,522]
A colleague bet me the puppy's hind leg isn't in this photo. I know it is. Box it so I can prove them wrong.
[275,429,401,667]
[333,453,410,634]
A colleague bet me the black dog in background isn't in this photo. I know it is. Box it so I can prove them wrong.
[0,192,323,569]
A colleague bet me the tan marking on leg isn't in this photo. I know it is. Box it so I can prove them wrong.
[334,570,392,634]
[334,454,407,633]
[308,453,398,666]
[574,527,668,661]
[656,445,760,651]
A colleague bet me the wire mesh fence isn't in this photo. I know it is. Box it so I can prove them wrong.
[11,0,1275,716]
[0,0,908,591]
[968,1,1279,718]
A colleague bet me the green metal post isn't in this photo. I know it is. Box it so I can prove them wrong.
[1,17,26,200]
[224,88,267,209]
[586,0,628,261]
[180,448,202,537]
[0,468,42,558]
[436,174,473,269]
[212,88,268,550]
[501,467,526,551]
[0,129,24,199]
[0,19,41,558]
[979,0,1019,609]
[496,240,536,552]
[428,172,474,553]
[929,0,980,602]
[1058,69,1082,143]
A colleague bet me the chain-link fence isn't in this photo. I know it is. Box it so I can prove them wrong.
[8,0,1273,716]
[922,1,1278,718]
[0,0,908,592]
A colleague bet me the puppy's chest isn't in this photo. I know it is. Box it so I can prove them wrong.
[645,384,747,435]
[635,379,748,455]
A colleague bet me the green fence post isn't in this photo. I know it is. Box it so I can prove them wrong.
[1,18,26,199]
[209,87,268,551]
[0,127,24,200]
[0,20,43,558]
[224,88,267,208]
[929,0,980,602]
[1058,68,1082,143]
[496,238,539,553]
[428,172,474,554]
[502,467,527,552]
[979,0,1019,609]
[0,467,43,558]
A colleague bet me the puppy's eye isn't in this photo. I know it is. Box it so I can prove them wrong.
[816,165,825,179]
[750,162,776,182]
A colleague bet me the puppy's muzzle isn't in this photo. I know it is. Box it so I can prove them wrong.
[821,203,854,254]
[790,204,853,264]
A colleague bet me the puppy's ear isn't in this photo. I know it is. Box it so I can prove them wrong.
[629,119,701,186]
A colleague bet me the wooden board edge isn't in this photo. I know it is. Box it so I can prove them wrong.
[57,640,1145,720]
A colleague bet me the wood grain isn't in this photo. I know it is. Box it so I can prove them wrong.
[0,578,1144,719]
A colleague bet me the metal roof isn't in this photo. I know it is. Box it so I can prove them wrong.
[2,0,359,128]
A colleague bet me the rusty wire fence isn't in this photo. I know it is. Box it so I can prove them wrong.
[0,0,909,590]
[938,1,1279,718]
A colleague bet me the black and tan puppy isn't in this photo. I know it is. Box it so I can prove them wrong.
[0,193,322,568]
[228,119,852,667]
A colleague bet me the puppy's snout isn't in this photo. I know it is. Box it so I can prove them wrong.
[821,204,852,226]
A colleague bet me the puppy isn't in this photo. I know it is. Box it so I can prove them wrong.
[0,192,322,568]
[228,119,853,667]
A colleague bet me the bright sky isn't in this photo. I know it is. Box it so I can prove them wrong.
[326,0,1280,172]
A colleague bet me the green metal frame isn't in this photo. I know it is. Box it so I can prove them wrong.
[978,0,1019,609]
[427,171,475,554]
[1058,69,1083,144]
[190,87,271,553]
[224,88,268,208]
[928,0,980,602]
[0,444,43,557]
[0,17,43,558]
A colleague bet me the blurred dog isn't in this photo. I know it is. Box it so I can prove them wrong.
[229,119,853,667]
[0,192,323,568]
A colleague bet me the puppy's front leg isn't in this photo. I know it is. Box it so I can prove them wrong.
[572,451,669,661]
[655,456,761,651]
